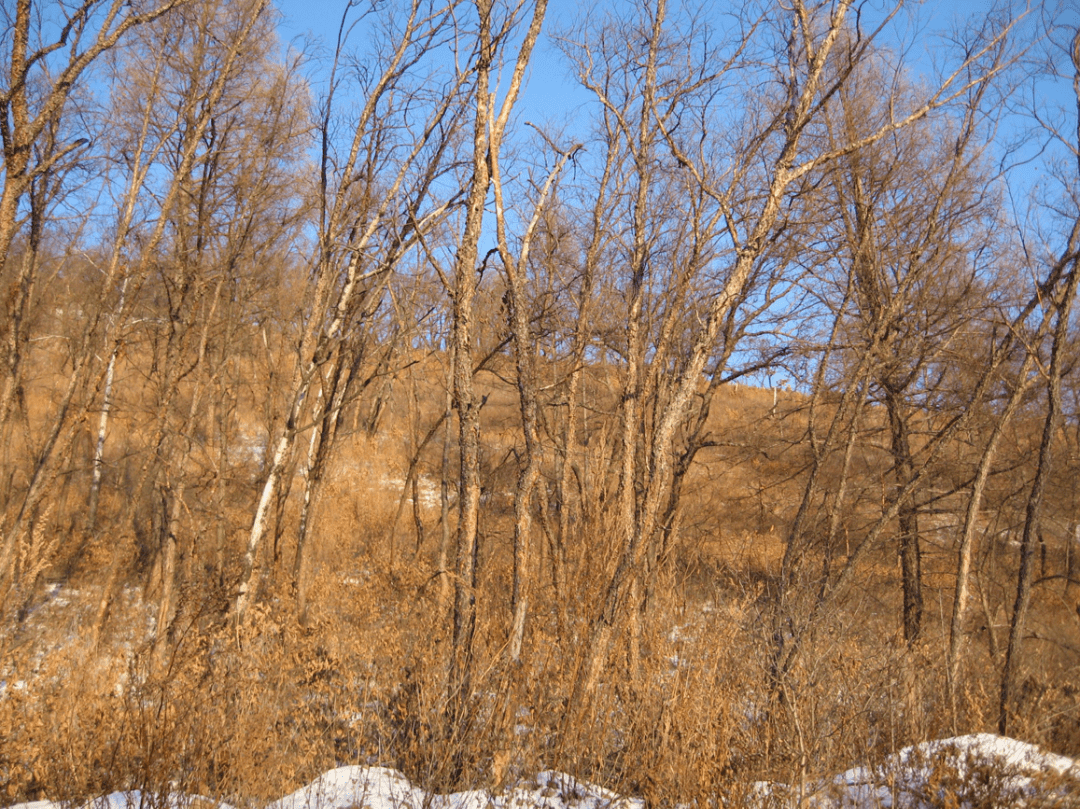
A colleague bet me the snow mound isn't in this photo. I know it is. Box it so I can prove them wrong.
[272,766,425,809]
[762,733,1080,808]
[496,771,644,809]
[271,769,642,809]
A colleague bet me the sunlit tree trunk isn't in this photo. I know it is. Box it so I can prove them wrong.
[445,0,547,740]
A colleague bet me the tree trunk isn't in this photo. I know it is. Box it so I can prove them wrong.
[999,258,1079,734]
[886,392,922,643]
[947,347,1040,713]
[446,0,548,740]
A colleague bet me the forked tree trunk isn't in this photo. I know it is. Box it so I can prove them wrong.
[447,0,548,733]
[446,13,493,726]
[493,135,576,663]
[947,348,1040,715]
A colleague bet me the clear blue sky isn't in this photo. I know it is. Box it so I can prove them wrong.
[274,0,590,128]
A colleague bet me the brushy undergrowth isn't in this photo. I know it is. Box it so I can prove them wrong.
[0,369,1077,807]
[2,525,1076,809]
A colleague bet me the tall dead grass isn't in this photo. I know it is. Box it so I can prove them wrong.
[1,361,1078,807]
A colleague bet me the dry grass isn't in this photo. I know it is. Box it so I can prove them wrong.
[0,349,1078,807]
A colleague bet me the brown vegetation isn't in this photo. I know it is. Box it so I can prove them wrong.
[1,0,1080,806]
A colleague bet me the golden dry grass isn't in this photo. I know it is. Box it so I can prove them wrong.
[0,346,1078,806]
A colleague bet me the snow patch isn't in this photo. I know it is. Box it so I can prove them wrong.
[273,766,424,809]
[758,734,1080,808]
[378,476,441,510]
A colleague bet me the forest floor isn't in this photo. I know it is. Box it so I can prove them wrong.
[6,734,1079,809]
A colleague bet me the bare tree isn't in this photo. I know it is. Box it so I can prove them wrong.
[125,0,309,658]
[999,27,1080,734]
[553,0,1023,722]
[440,0,548,747]
[815,62,1002,643]
[491,128,580,661]
[0,0,273,616]
[0,0,190,428]
[235,0,471,619]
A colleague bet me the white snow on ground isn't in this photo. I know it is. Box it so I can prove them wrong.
[6,735,1078,809]
[273,768,642,809]
[273,766,425,809]
[380,476,441,510]
[756,734,1080,807]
